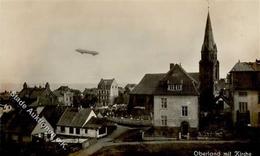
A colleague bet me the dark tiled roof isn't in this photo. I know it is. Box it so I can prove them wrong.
[56,86,70,91]
[130,64,199,96]
[83,88,98,95]
[188,72,199,82]
[40,106,66,127]
[98,78,115,89]
[83,117,107,129]
[130,73,166,95]
[19,86,59,107]
[2,109,38,135]
[57,107,93,127]
[2,106,67,135]
[230,62,255,72]
[125,84,136,89]
[155,64,199,96]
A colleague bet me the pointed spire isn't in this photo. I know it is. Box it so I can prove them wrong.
[202,11,217,52]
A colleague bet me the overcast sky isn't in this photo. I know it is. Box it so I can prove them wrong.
[0,0,259,88]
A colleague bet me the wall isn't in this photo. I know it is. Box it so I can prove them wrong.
[233,90,260,127]
[154,95,199,128]
[31,117,54,140]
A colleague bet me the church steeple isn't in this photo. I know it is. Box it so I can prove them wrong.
[202,12,217,53]
[199,11,219,115]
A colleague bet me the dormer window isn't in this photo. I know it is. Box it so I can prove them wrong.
[168,84,182,91]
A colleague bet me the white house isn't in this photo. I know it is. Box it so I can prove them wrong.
[130,63,199,139]
[56,107,107,138]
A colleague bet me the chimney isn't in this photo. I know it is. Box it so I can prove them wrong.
[170,63,175,70]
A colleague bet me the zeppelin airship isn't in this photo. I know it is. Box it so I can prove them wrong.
[75,49,99,56]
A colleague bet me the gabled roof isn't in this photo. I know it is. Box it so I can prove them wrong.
[1,106,60,135]
[130,64,199,96]
[98,78,115,89]
[1,109,37,135]
[188,72,199,82]
[83,117,110,129]
[56,86,70,91]
[40,106,66,127]
[130,73,165,95]
[57,107,93,127]
[155,64,199,96]
[230,61,260,72]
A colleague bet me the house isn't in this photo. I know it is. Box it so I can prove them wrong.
[229,60,260,127]
[97,78,118,106]
[1,108,56,143]
[19,82,59,107]
[83,117,108,138]
[56,107,108,138]
[130,64,199,138]
[54,86,74,106]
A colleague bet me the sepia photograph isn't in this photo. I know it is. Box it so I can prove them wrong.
[0,0,259,155]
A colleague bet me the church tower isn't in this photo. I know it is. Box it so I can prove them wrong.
[199,12,219,113]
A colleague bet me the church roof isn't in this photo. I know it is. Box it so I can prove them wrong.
[202,12,217,52]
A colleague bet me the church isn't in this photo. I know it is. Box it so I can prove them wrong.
[128,11,221,137]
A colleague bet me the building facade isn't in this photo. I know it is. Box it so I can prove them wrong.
[229,60,260,127]
[130,64,199,138]
[54,86,74,106]
[56,107,107,138]
[97,78,118,106]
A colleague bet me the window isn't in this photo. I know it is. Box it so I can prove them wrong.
[69,127,74,134]
[238,91,247,96]
[182,106,188,116]
[85,129,88,134]
[76,128,80,134]
[168,84,182,91]
[161,98,167,109]
[239,102,248,113]
[161,115,167,126]
[61,126,65,133]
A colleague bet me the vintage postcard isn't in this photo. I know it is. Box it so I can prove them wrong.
[0,0,259,156]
